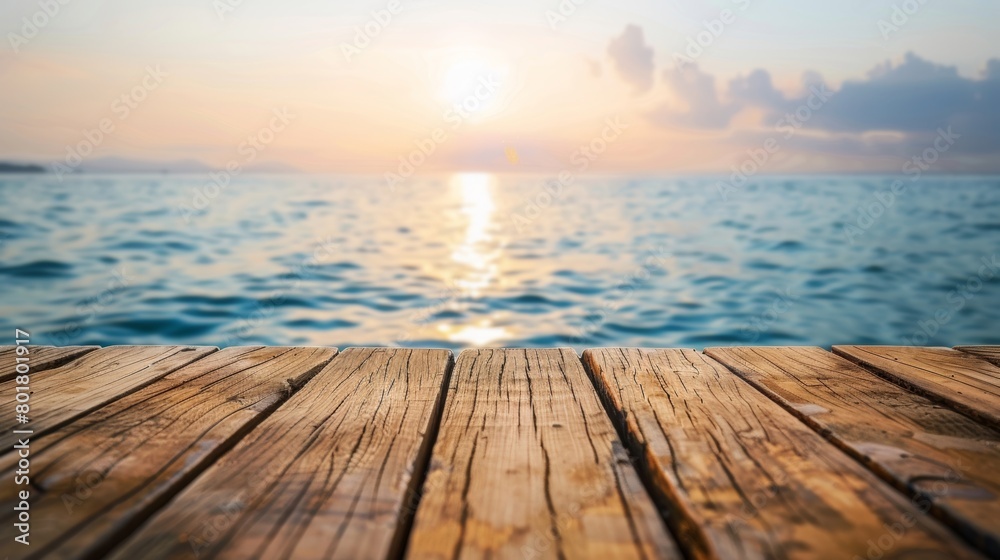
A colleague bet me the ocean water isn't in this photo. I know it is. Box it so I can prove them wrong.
[0,174,998,350]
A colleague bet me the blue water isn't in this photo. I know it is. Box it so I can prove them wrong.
[0,174,998,350]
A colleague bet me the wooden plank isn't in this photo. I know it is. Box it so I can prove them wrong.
[107,347,452,560]
[835,346,1000,431]
[583,348,984,560]
[407,348,681,560]
[955,346,1000,367]
[706,346,1000,557]
[0,345,215,450]
[0,345,98,382]
[0,346,336,560]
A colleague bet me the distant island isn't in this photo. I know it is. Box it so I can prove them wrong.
[0,162,45,173]
[0,158,299,174]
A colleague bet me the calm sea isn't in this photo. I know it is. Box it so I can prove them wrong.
[1,174,998,349]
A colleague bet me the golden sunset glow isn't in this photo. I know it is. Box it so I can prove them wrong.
[2,2,998,175]
[451,172,498,298]
[440,172,508,345]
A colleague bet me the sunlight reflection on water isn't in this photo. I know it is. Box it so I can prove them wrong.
[440,173,509,345]
[0,174,998,349]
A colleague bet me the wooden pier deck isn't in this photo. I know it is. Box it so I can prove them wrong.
[1,345,999,559]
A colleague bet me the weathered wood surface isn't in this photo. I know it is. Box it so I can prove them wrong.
[0,346,336,560]
[110,347,452,560]
[407,348,681,560]
[0,345,97,382]
[835,346,1000,431]
[584,347,984,560]
[706,346,1000,557]
[955,345,1000,367]
[0,345,215,450]
[0,344,995,559]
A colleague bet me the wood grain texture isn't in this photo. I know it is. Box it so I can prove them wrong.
[0,345,215,451]
[835,346,1000,431]
[706,346,1000,557]
[108,347,452,560]
[955,346,1000,367]
[0,345,98,382]
[0,346,336,560]
[407,348,680,560]
[583,348,984,560]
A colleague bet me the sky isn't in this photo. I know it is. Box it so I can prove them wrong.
[1,0,999,174]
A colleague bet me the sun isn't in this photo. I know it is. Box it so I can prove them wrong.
[441,58,493,104]
[436,51,512,116]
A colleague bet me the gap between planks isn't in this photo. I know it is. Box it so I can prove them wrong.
[0,345,99,383]
[955,345,1000,367]
[706,346,1000,557]
[6,345,998,560]
[583,347,985,560]
[835,346,1000,432]
[109,347,452,560]
[0,346,338,560]
[405,348,681,560]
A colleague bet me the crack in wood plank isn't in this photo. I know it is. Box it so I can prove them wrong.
[707,346,1000,557]
[0,345,99,382]
[0,345,336,560]
[834,346,1000,432]
[584,348,985,560]
[406,348,680,560]
[106,347,450,560]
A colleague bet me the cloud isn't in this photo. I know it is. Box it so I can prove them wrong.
[585,57,602,78]
[655,64,831,131]
[729,69,786,109]
[986,59,1000,80]
[607,24,654,94]
[653,51,1000,156]
[652,65,738,129]
[805,53,978,133]
[802,53,999,154]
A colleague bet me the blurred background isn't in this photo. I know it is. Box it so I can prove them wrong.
[1,0,998,348]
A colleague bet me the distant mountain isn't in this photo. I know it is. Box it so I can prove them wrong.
[78,156,214,174]
[243,161,302,174]
[0,161,45,173]
[78,156,301,174]
[0,156,302,175]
